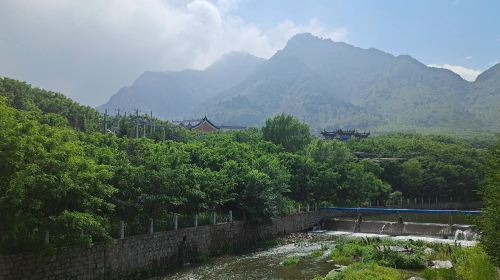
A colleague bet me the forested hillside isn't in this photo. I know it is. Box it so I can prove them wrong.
[0,78,492,255]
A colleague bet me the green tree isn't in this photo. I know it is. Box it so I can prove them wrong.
[400,159,424,196]
[0,100,115,253]
[262,113,311,152]
[480,137,500,266]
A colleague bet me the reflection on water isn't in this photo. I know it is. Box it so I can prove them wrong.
[154,231,476,280]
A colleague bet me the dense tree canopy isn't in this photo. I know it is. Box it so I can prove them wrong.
[262,113,311,152]
[347,134,487,202]
[0,78,491,255]
[480,137,500,266]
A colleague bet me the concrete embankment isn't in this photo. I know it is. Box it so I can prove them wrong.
[324,219,472,237]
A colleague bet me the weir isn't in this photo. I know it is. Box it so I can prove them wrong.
[320,207,480,240]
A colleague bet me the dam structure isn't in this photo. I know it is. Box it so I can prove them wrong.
[320,207,480,240]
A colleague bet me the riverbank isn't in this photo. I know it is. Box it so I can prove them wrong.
[153,231,498,280]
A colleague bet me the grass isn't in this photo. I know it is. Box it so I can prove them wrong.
[322,237,498,280]
[330,255,354,265]
[256,238,284,249]
[328,238,426,269]
[420,268,456,280]
[308,244,329,258]
[426,243,453,261]
[282,255,300,266]
[452,246,497,280]
[315,262,407,280]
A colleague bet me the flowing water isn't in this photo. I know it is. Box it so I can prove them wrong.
[153,231,476,280]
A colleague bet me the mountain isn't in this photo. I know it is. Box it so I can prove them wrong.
[469,63,500,129]
[100,33,500,133]
[205,46,385,129]
[98,52,265,119]
[360,55,481,130]
[269,33,397,103]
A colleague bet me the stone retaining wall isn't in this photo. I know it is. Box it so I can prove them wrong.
[0,211,326,280]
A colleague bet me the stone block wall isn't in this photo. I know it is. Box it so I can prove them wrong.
[0,211,326,280]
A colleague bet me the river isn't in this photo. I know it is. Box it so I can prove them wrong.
[152,231,476,280]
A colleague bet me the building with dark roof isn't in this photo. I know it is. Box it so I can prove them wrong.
[321,129,370,141]
[173,116,246,133]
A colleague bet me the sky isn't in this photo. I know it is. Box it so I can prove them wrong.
[0,0,499,106]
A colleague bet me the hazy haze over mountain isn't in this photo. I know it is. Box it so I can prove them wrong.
[98,52,265,120]
[100,33,500,132]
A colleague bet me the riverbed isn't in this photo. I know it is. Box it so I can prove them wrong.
[153,231,476,280]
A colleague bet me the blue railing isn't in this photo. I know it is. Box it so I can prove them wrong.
[320,207,481,215]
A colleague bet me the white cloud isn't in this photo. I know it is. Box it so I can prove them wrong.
[427,64,482,82]
[465,56,472,60]
[0,0,347,106]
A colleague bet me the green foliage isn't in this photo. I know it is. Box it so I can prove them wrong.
[452,246,497,280]
[255,239,284,249]
[324,262,404,280]
[262,113,311,152]
[371,248,426,269]
[324,239,496,280]
[282,256,300,266]
[330,238,426,269]
[0,77,102,132]
[420,268,456,280]
[348,134,487,202]
[308,244,329,258]
[0,98,115,253]
[480,137,500,266]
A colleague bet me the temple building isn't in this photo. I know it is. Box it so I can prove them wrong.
[321,129,370,141]
[173,116,246,133]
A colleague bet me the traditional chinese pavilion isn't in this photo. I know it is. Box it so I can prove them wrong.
[174,116,246,133]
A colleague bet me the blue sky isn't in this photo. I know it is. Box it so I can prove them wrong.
[233,0,500,70]
[0,0,498,105]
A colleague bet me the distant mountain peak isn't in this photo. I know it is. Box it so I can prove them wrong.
[285,33,347,49]
[206,51,265,71]
[475,62,500,82]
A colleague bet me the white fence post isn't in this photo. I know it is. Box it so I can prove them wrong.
[174,214,179,230]
[120,221,125,239]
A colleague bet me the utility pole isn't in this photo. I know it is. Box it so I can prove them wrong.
[135,109,139,138]
[103,109,108,133]
[116,109,121,132]
[161,126,166,141]
[150,111,155,135]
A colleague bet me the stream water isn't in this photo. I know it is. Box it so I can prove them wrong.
[154,231,476,280]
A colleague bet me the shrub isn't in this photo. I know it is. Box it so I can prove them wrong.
[452,246,497,280]
[330,239,426,269]
[282,256,300,266]
[420,268,456,280]
[369,249,426,269]
[308,244,329,258]
[327,262,404,280]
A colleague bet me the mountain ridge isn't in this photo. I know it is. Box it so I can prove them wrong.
[99,33,500,132]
